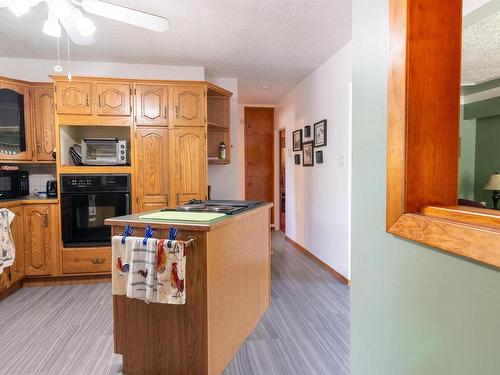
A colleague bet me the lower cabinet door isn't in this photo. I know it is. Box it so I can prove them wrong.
[170,127,207,205]
[10,206,25,284]
[0,270,10,293]
[24,205,52,276]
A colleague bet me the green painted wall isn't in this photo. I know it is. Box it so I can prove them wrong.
[464,96,500,119]
[458,106,476,200]
[351,1,500,374]
[474,116,500,207]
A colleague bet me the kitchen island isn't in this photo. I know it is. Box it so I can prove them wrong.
[105,202,272,375]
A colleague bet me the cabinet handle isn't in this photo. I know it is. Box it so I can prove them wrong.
[176,193,180,206]
[86,94,89,107]
[43,214,48,228]
[175,105,179,118]
[164,106,168,119]
[165,193,169,206]
[98,94,102,107]
[91,257,105,265]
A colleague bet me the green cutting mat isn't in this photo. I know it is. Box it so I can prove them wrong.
[139,211,226,222]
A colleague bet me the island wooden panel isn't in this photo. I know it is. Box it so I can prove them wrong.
[206,206,271,374]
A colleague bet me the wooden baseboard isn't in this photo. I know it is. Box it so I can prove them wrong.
[284,235,351,285]
[22,274,111,287]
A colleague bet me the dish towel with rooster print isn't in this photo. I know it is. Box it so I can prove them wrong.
[126,237,158,303]
[0,208,16,274]
[111,235,132,295]
[156,239,186,305]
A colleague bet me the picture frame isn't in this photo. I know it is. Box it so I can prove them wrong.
[293,129,303,151]
[302,141,314,167]
[294,154,301,165]
[304,125,311,138]
[316,150,323,164]
[313,119,327,147]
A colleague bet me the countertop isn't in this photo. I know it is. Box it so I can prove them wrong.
[105,202,273,232]
[0,195,59,207]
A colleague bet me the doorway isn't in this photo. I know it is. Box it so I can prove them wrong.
[244,107,274,225]
[279,128,286,231]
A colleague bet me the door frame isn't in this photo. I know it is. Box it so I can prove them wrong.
[278,128,286,232]
[244,106,275,227]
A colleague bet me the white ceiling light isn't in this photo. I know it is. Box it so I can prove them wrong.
[43,9,61,37]
[0,0,170,44]
[71,7,95,36]
[8,0,30,17]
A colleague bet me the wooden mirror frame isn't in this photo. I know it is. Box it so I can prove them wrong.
[387,0,500,267]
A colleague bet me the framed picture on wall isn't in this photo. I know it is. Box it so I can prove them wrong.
[294,154,301,165]
[314,119,327,147]
[316,150,323,164]
[304,125,311,138]
[302,141,314,167]
[293,129,303,151]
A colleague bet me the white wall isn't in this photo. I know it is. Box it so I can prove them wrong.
[275,42,352,279]
[207,77,244,200]
[0,57,204,81]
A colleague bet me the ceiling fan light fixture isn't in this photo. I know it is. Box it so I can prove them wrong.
[43,17,61,37]
[8,0,30,17]
[76,15,96,36]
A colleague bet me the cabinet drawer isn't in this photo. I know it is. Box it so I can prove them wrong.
[62,248,112,274]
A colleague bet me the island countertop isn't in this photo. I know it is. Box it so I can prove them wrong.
[104,202,273,232]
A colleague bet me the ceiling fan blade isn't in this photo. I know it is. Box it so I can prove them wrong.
[81,0,170,32]
[59,9,95,45]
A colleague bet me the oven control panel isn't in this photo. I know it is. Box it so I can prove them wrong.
[60,174,131,193]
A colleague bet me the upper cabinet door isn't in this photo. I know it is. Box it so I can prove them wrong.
[0,81,32,161]
[135,127,170,212]
[56,82,92,115]
[170,127,207,205]
[32,85,56,161]
[135,85,169,126]
[171,86,206,127]
[96,83,131,117]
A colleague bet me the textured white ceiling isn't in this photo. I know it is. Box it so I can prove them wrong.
[462,0,500,84]
[0,1,351,104]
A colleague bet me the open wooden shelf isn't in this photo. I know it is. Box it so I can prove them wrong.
[208,157,230,165]
[208,122,228,129]
[59,165,132,174]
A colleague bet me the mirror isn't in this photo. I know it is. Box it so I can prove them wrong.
[459,1,500,210]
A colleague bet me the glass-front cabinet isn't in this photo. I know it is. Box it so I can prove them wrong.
[0,81,32,161]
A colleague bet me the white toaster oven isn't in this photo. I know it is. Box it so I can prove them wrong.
[81,138,128,165]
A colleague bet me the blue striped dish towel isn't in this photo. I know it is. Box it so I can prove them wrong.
[126,237,158,303]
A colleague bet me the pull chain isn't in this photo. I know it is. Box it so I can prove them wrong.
[66,32,72,82]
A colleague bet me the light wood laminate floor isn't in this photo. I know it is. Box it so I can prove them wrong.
[0,232,350,375]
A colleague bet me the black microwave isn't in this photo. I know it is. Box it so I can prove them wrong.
[0,170,29,199]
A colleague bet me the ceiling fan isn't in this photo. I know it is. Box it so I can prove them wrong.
[0,0,170,45]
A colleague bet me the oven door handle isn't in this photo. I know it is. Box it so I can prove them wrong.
[125,193,130,214]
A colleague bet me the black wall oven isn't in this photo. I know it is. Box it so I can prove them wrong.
[61,174,130,247]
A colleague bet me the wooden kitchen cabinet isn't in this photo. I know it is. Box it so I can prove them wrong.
[55,81,92,115]
[171,85,206,127]
[0,79,33,161]
[24,205,54,276]
[9,206,25,284]
[32,84,56,162]
[170,127,207,205]
[135,128,170,212]
[0,270,10,293]
[135,84,169,126]
[96,83,131,117]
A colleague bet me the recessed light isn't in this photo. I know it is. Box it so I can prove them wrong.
[261,85,269,89]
